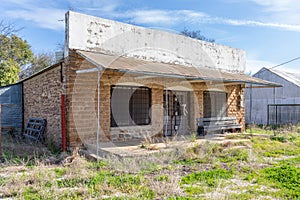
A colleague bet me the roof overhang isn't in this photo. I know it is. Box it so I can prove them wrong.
[76,50,281,88]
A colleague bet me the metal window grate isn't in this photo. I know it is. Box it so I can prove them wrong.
[203,91,227,118]
[110,85,151,127]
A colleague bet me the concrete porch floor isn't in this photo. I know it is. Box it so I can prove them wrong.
[82,133,250,159]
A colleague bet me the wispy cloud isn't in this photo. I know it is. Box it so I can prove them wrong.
[121,10,208,26]
[215,17,300,32]
[246,57,300,75]
[121,9,300,32]
[66,0,120,17]
[2,0,300,33]
[249,0,300,25]
[5,8,65,30]
[1,0,65,30]
[246,59,276,74]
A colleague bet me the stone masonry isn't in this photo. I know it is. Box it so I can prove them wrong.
[23,65,63,147]
[64,51,245,147]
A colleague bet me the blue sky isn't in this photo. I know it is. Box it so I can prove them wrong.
[1,0,300,74]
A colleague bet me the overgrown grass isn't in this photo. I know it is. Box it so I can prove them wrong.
[1,125,300,199]
[181,168,234,186]
[252,136,300,157]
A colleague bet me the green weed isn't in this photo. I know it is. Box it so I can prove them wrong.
[181,168,234,187]
[270,135,287,142]
[261,164,300,198]
[252,137,300,157]
[54,168,67,178]
[218,148,249,163]
[156,174,169,182]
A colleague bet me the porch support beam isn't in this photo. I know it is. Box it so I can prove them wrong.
[164,81,168,137]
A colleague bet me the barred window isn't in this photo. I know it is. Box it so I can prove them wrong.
[110,85,151,127]
[203,91,227,118]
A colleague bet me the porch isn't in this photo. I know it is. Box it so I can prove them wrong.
[82,133,250,158]
[67,50,280,149]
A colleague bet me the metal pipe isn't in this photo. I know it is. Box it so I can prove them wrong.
[275,105,278,126]
[164,81,168,137]
[267,105,269,125]
[61,94,67,152]
[97,69,100,159]
[249,84,253,134]
[273,87,275,104]
[0,104,2,157]
[75,67,103,159]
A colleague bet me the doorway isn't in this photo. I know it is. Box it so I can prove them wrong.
[163,91,190,136]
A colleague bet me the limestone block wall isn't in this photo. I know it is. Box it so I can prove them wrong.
[190,83,205,131]
[23,65,63,146]
[66,51,190,145]
[65,50,100,147]
[66,51,245,147]
[189,82,245,132]
[226,84,245,130]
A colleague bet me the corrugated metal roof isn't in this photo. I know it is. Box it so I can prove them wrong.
[267,68,300,88]
[77,50,280,87]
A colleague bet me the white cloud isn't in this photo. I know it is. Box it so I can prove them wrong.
[1,0,66,30]
[249,0,300,25]
[5,8,65,30]
[127,10,177,25]
[66,0,120,17]
[123,10,208,26]
[246,59,276,75]
[119,9,300,32]
[2,0,300,33]
[246,58,300,75]
[216,17,300,32]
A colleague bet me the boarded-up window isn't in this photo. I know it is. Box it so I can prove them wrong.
[110,85,151,127]
[203,91,227,118]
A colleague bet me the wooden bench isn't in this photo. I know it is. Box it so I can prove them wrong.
[197,117,242,136]
[23,118,47,143]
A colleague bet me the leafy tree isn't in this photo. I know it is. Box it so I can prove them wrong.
[0,22,33,86]
[0,34,33,86]
[180,28,215,43]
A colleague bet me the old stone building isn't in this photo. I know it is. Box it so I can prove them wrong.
[2,11,277,150]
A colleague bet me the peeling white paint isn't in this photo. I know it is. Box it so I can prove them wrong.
[65,11,246,73]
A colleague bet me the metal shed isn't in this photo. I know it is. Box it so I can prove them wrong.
[245,67,300,125]
[0,83,23,133]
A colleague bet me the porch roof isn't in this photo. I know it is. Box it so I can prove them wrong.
[76,50,281,87]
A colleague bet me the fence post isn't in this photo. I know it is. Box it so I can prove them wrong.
[267,105,269,125]
[61,95,67,152]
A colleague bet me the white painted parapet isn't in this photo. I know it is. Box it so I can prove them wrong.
[65,11,245,73]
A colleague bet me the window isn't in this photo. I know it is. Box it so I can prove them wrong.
[203,91,227,118]
[110,85,151,127]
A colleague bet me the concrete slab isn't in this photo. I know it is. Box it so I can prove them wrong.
[82,134,250,159]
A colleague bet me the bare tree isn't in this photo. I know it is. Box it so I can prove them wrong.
[180,28,215,43]
[0,20,22,36]
[19,52,56,79]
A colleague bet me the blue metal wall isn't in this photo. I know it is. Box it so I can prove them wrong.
[0,83,23,133]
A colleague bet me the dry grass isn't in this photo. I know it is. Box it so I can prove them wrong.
[1,126,300,199]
